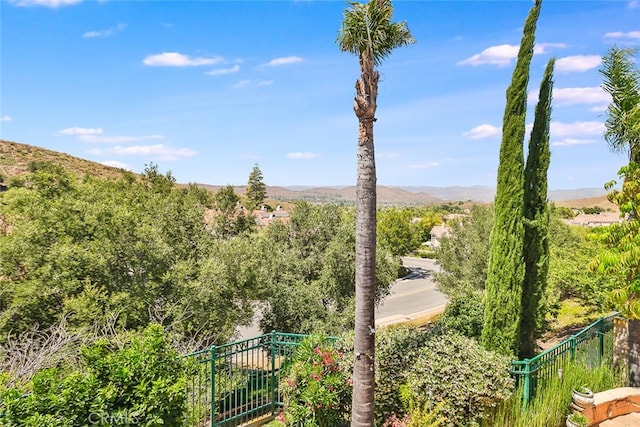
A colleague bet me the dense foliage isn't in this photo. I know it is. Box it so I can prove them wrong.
[377,207,441,256]
[256,202,400,335]
[520,58,554,358]
[435,205,613,338]
[406,333,514,426]
[291,326,513,427]
[0,163,252,346]
[280,336,352,426]
[1,324,186,426]
[591,162,640,318]
[481,0,541,356]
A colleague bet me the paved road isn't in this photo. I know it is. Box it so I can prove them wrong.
[236,257,447,339]
[375,257,447,326]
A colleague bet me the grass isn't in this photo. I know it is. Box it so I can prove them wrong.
[483,359,624,427]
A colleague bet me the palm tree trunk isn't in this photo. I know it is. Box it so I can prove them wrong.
[352,117,377,427]
[351,51,379,426]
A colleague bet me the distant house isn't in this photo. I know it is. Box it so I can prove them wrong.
[428,224,450,248]
[253,205,290,226]
[563,211,623,227]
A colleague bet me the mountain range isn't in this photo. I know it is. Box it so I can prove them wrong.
[1,139,611,206]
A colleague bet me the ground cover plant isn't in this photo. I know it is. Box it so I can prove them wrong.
[0,324,186,426]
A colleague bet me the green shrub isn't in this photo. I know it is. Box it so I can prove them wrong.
[406,333,514,426]
[336,325,432,424]
[280,335,351,427]
[435,293,484,339]
[0,324,187,426]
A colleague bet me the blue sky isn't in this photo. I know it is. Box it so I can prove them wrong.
[1,0,639,190]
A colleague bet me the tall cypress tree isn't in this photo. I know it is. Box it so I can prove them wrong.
[245,164,267,211]
[519,58,555,359]
[481,0,542,356]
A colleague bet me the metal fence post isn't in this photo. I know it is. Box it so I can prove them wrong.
[210,345,217,427]
[522,359,531,409]
[598,317,605,365]
[271,330,277,415]
[569,336,576,360]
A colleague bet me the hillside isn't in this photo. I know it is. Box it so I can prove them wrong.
[0,140,616,207]
[1,139,126,181]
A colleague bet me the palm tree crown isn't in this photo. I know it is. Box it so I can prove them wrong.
[600,46,640,161]
[337,0,414,67]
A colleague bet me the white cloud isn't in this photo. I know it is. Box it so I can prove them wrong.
[458,42,566,67]
[83,23,126,38]
[143,52,222,67]
[604,31,640,39]
[630,1,639,8]
[263,56,304,67]
[233,79,273,89]
[100,160,130,169]
[552,138,598,147]
[590,105,609,113]
[287,152,319,159]
[205,65,240,76]
[550,121,605,137]
[9,0,82,7]
[79,134,164,143]
[58,126,104,135]
[408,162,440,169]
[555,55,601,73]
[463,124,501,139]
[534,42,568,54]
[458,44,519,67]
[528,87,611,106]
[110,144,197,160]
[0,116,13,122]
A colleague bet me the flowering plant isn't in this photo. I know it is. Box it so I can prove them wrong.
[279,335,351,426]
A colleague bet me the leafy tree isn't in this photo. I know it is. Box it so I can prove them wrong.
[255,203,399,336]
[436,205,610,329]
[377,207,443,257]
[481,0,541,356]
[0,164,252,346]
[337,1,414,423]
[245,164,267,210]
[212,185,255,238]
[600,47,640,162]
[435,205,493,300]
[519,58,554,359]
[591,162,640,318]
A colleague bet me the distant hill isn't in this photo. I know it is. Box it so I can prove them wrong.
[200,184,444,206]
[0,139,614,207]
[1,139,125,181]
[554,195,617,210]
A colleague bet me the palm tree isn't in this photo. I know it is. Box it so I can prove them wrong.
[600,46,640,162]
[337,1,413,425]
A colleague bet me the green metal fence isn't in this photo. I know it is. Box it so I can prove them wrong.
[183,314,620,425]
[510,312,619,407]
[183,331,310,427]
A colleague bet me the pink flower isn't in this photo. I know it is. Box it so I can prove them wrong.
[277,411,286,423]
[346,378,353,386]
[311,373,321,381]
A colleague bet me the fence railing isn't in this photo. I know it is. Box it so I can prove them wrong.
[510,312,619,407]
[183,331,310,427]
[183,313,620,425]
